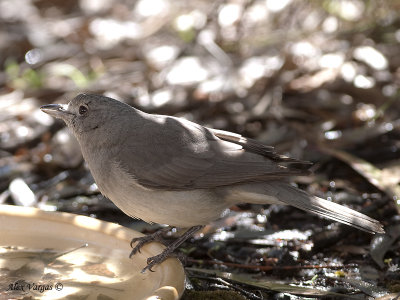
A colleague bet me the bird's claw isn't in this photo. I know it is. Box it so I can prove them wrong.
[141,249,175,273]
[129,237,141,248]
[132,225,204,273]
[129,235,157,257]
[129,227,171,258]
[129,238,147,257]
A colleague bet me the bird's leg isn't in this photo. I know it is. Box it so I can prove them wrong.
[129,226,172,258]
[141,225,204,273]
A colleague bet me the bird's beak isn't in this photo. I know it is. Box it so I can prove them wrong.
[40,104,72,119]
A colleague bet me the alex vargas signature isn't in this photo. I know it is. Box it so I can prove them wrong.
[7,281,63,293]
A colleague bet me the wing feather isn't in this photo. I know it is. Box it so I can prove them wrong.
[116,114,311,190]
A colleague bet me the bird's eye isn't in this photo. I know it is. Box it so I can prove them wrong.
[79,105,88,115]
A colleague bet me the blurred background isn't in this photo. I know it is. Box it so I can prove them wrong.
[1,0,400,298]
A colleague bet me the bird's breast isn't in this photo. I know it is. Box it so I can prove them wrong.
[85,157,229,227]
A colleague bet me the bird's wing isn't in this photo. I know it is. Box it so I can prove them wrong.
[209,128,312,169]
[116,115,310,190]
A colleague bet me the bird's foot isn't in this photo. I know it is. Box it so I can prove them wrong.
[141,247,179,273]
[129,226,171,258]
[137,225,204,273]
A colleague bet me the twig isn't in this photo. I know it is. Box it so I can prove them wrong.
[187,274,264,300]
[188,258,357,271]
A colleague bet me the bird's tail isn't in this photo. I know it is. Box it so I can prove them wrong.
[228,182,384,234]
[287,191,384,234]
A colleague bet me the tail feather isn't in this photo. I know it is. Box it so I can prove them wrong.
[274,183,384,234]
[231,182,385,234]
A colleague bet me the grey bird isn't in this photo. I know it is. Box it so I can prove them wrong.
[41,94,384,272]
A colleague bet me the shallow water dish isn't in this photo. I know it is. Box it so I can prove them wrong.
[0,204,185,300]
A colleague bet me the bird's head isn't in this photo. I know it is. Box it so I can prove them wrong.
[41,94,134,137]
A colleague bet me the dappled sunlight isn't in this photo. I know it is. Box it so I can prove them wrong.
[1,0,399,298]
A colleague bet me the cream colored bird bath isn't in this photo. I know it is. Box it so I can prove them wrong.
[0,204,185,300]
